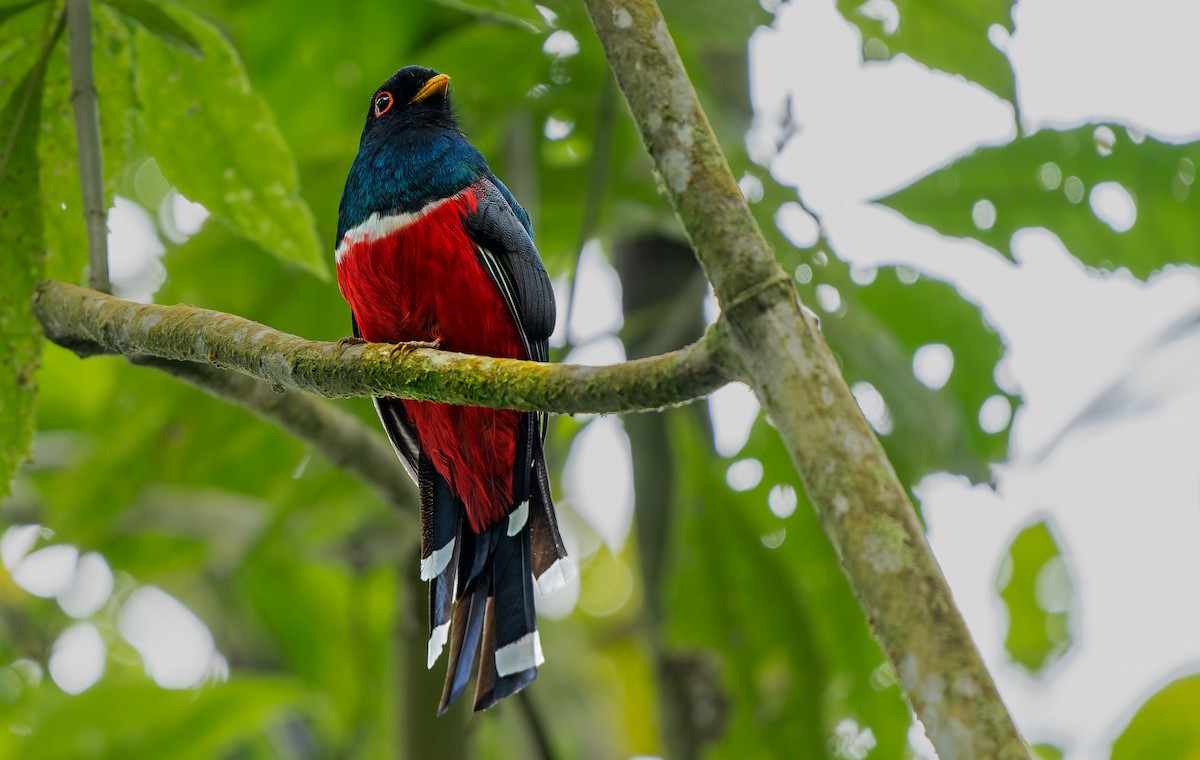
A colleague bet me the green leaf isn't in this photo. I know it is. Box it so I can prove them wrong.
[100,0,201,57]
[134,6,328,279]
[1112,673,1200,760]
[0,62,46,504]
[9,677,303,758]
[996,519,1073,673]
[431,0,545,31]
[882,125,1200,278]
[836,0,1016,103]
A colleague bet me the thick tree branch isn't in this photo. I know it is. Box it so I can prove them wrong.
[583,0,1029,757]
[65,0,109,293]
[33,280,735,414]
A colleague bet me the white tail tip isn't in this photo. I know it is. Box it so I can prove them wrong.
[507,501,529,536]
[495,631,545,677]
[535,557,577,596]
[427,621,450,669]
[419,537,456,581]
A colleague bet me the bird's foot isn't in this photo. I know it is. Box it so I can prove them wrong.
[336,336,368,348]
[389,338,442,361]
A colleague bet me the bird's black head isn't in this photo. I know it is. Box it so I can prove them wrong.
[359,65,457,145]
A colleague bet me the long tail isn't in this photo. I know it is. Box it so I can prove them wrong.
[419,434,573,714]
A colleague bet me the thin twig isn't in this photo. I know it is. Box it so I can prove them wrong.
[65,0,110,293]
[515,691,557,760]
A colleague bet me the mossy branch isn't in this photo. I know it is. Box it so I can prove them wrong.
[582,0,1030,756]
[33,280,735,414]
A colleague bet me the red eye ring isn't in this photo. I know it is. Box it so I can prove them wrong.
[374,91,394,117]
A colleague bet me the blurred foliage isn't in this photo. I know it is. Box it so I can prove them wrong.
[3,0,1196,756]
[1111,675,1200,760]
[668,413,910,758]
[1032,744,1065,760]
[0,674,304,759]
[995,519,1072,673]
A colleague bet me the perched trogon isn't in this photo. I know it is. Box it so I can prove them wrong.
[335,66,573,712]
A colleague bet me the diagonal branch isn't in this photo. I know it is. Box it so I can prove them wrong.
[33,280,735,414]
[582,0,1030,757]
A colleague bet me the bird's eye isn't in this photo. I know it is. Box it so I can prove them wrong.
[374,91,393,117]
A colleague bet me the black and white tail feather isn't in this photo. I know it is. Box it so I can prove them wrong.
[366,175,572,712]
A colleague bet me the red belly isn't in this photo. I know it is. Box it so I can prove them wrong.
[336,189,526,532]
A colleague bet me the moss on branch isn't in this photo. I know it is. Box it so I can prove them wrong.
[34,280,734,415]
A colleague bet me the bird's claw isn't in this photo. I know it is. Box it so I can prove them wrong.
[389,338,442,361]
[336,336,368,348]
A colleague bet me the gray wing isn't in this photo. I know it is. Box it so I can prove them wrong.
[464,179,555,364]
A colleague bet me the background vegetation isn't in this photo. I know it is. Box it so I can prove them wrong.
[1,0,1197,757]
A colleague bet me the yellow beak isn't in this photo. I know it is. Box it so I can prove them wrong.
[409,74,450,105]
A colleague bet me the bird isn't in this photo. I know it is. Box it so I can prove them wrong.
[334,66,573,713]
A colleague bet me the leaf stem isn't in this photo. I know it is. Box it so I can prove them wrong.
[65,0,110,293]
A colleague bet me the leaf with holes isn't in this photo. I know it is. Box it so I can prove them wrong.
[996,519,1073,673]
[134,6,328,279]
[836,0,1016,103]
[881,125,1200,278]
[799,260,1015,487]
[741,165,1015,488]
